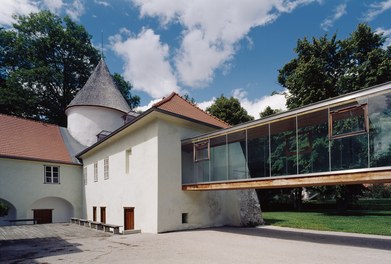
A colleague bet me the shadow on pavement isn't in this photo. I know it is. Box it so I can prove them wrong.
[214,226,391,251]
[0,237,83,263]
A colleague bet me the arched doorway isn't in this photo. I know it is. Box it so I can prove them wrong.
[0,198,17,226]
[30,197,74,223]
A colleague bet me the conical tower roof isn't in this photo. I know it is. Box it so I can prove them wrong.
[67,59,131,113]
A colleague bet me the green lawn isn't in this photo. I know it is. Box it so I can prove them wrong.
[262,210,391,236]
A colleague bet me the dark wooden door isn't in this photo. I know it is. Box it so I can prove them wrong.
[33,209,52,224]
[100,207,106,223]
[124,208,134,230]
[93,207,97,222]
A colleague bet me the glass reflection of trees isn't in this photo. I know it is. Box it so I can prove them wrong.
[182,91,391,184]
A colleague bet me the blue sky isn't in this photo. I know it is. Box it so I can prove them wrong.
[1,0,391,117]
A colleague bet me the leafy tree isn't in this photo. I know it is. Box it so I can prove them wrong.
[112,73,140,109]
[277,24,391,210]
[0,201,9,217]
[0,11,101,126]
[259,106,282,118]
[182,94,195,104]
[206,95,254,125]
[279,24,391,109]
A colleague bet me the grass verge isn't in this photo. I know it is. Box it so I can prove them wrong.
[262,210,391,236]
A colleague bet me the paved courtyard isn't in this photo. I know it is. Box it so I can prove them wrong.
[0,223,390,264]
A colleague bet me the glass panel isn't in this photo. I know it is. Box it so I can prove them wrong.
[369,92,391,167]
[182,142,195,183]
[331,134,368,170]
[194,141,209,161]
[53,167,58,173]
[331,105,366,138]
[297,109,329,174]
[53,176,59,183]
[270,118,297,176]
[227,131,247,180]
[46,176,51,183]
[194,160,209,182]
[247,125,270,178]
[210,135,227,181]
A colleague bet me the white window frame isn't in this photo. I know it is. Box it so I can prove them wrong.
[104,157,109,180]
[94,162,98,182]
[44,165,60,184]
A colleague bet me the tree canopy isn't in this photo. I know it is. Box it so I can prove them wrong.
[112,73,140,109]
[259,106,282,118]
[0,11,139,126]
[206,95,253,125]
[278,24,391,109]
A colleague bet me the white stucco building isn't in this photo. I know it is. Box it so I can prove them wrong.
[0,59,262,232]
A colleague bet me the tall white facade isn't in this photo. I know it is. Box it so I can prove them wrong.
[81,113,244,233]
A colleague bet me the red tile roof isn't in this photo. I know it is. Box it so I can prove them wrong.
[153,92,230,129]
[0,114,73,164]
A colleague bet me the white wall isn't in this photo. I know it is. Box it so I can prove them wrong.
[81,114,243,234]
[83,121,159,233]
[0,158,82,224]
[66,106,125,147]
[156,119,241,233]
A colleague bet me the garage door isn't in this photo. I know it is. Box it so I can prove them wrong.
[33,209,53,224]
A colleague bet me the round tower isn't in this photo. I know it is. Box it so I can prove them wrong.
[65,59,131,146]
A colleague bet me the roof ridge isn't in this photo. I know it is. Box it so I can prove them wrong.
[0,113,60,128]
[152,92,230,127]
[152,92,177,107]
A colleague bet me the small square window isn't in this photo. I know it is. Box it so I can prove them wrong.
[182,213,188,224]
[44,166,60,184]
[194,141,209,162]
[330,104,368,139]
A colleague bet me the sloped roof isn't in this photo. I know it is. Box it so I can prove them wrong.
[67,59,131,113]
[153,92,230,128]
[0,114,77,164]
[77,92,230,158]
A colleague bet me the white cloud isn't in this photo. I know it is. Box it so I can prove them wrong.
[65,0,85,21]
[364,0,391,21]
[321,3,347,31]
[196,88,287,119]
[232,88,287,118]
[110,28,180,98]
[0,0,86,26]
[132,0,317,88]
[43,0,63,13]
[376,27,391,47]
[135,98,162,112]
[196,97,217,111]
[0,0,39,26]
[94,0,110,7]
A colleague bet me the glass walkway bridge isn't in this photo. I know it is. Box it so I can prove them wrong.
[182,82,391,191]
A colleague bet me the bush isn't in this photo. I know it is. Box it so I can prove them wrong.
[0,201,9,217]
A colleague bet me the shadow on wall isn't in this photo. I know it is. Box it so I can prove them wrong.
[0,198,17,226]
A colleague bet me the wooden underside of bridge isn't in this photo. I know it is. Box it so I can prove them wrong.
[182,169,391,191]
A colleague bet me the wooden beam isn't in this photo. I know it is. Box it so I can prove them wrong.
[182,170,391,191]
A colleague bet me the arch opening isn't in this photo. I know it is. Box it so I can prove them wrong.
[30,197,74,223]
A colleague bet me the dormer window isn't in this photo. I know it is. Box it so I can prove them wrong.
[97,130,111,141]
